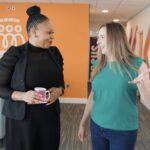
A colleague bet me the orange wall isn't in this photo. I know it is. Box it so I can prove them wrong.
[0,3,89,98]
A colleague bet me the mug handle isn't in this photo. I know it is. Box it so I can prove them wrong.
[45,91,50,101]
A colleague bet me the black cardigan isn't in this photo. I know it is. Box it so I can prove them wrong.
[0,42,64,120]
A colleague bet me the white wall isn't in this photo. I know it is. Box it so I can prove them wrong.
[126,6,150,63]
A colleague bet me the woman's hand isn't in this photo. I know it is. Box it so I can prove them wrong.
[22,90,42,104]
[78,91,93,142]
[128,69,150,99]
[128,69,150,85]
[78,122,86,142]
[46,87,62,105]
[128,67,150,110]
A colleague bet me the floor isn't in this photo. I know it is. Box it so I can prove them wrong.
[0,102,150,150]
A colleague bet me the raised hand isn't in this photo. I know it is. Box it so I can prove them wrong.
[128,69,150,84]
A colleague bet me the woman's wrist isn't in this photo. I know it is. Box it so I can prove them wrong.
[80,119,87,126]
[58,86,64,96]
[11,91,25,101]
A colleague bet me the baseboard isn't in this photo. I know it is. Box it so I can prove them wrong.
[59,98,87,104]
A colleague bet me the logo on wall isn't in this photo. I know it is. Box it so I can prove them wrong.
[0,18,25,50]
[89,37,98,79]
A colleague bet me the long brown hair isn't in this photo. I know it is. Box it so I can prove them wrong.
[91,22,137,81]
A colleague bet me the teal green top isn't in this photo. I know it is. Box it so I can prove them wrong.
[91,57,144,130]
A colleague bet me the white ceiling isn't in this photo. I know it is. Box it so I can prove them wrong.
[0,0,150,35]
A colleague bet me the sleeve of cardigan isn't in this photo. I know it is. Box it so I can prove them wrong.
[54,46,64,71]
[0,46,20,100]
[53,46,65,89]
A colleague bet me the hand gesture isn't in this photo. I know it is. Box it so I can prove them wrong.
[128,69,150,85]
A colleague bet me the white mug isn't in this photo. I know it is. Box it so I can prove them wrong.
[34,87,50,103]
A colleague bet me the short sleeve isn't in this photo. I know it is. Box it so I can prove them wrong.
[92,60,98,69]
[132,57,144,69]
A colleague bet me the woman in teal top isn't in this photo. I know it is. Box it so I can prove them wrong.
[78,22,150,150]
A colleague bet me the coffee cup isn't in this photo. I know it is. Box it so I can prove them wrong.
[34,87,50,103]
